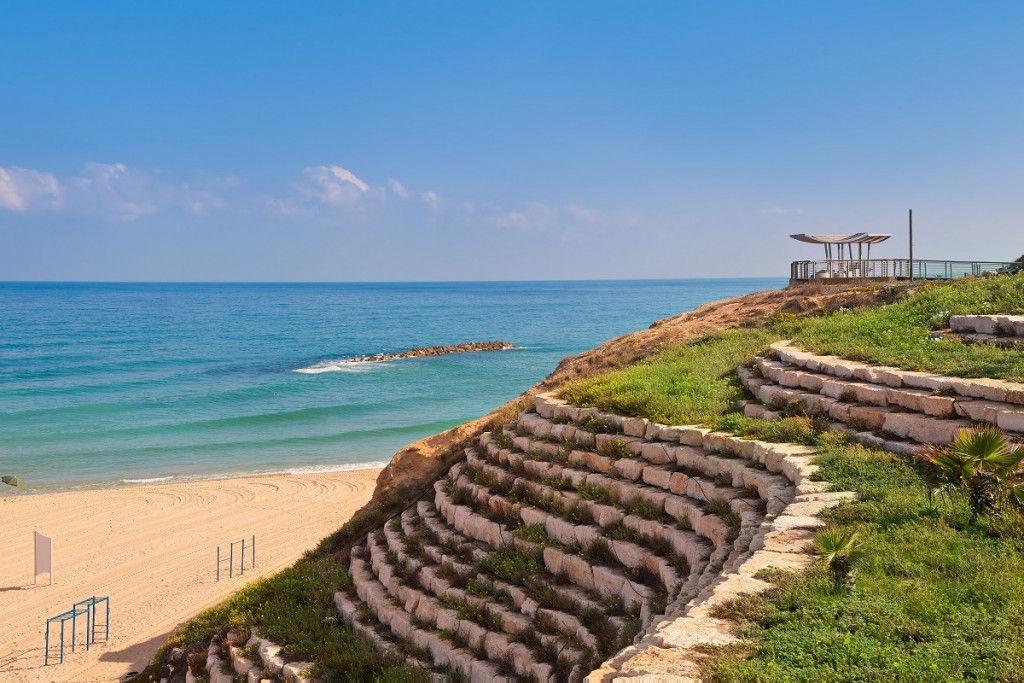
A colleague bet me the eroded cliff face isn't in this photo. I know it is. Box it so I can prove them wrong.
[366,282,885,510]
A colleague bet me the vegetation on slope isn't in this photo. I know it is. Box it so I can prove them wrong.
[789,273,1024,381]
[134,503,430,681]
[559,273,1024,681]
[562,273,1024,422]
[142,273,1024,681]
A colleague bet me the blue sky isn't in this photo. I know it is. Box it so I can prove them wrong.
[1,1,1021,281]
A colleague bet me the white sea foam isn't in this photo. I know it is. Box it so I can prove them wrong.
[284,461,390,475]
[121,476,175,484]
[293,359,389,374]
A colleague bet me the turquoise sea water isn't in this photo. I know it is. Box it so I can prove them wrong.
[0,280,783,493]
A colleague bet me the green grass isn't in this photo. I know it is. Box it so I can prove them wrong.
[701,439,1024,682]
[560,329,775,425]
[154,555,428,680]
[561,274,1024,427]
[787,274,1024,382]
[556,275,1024,680]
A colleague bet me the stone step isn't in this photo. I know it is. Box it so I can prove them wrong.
[746,346,1024,443]
[531,394,823,495]
[412,498,613,622]
[933,331,1024,348]
[471,443,746,552]
[445,472,678,602]
[332,590,435,672]
[435,477,660,617]
[771,340,1024,406]
[507,414,794,510]
[466,449,733,570]
[366,529,593,673]
[490,431,769,527]
[383,514,604,655]
[949,314,1024,336]
[344,555,513,681]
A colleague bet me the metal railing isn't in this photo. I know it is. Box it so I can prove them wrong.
[791,259,1018,281]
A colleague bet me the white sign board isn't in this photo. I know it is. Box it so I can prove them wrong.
[34,531,52,584]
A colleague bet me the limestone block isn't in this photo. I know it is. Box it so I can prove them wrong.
[583,451,614,474]
[997,409,1024,433]
[228,646,254,677]
[748,527,816,554]
[282,662,316,683]
[662,496,698,529]
[563,554,596,591]
[614,458,646,481]
[642,466,673,490]
[640,441,674,465]
[955,399,1004,423]
[675,426,711,447]
[781,456,818,486]
[846,403,895,430]
[770,515,825,531]
[592,563,625,598]
[546,516,579,547]
[623,417,650,437]
[674,444,707,469]
[610,539,648,569]
[737,549,815,576]
[920,393,957,417]
[574,523,601,548]
[542,546,566,577]
[849,382,889,406]
[257,639,285,676]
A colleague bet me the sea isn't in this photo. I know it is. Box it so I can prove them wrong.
[0,279,784,493]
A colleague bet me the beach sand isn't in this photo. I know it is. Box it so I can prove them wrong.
[0,468,381,682]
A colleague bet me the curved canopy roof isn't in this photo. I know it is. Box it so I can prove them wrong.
[791,233,891,245]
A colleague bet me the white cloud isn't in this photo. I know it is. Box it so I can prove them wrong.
[298,165,371,206]
[566,203,599,223]
[388,178,409,198]
[0,166,64,211]
[492,211,529,228]
[420,190,441,211]
[0,162,231,221]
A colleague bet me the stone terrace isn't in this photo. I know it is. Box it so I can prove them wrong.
[740,340,1024,455]
[931,314,1024,348]
[333,393,850,682]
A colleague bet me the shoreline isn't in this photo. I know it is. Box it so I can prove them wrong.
[0,467,381,682]
[0,459,390,499]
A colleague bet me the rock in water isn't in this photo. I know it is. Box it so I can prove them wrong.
[2,475,25,487]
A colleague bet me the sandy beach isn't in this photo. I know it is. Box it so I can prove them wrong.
[0,468,381,682]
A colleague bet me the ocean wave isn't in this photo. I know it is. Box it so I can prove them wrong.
[293,359,390,374]
[284,461,390,475]
[120,476,175,484]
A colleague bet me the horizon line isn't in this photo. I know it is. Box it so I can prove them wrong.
[0,276,788,286]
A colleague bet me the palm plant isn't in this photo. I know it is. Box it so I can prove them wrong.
[815,528,866,594]
[919,426,1024,518]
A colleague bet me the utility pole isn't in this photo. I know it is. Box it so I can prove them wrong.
[908,209,914,281]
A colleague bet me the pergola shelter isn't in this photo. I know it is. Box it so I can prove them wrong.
[790,233,891,261]
[788,232,1017,283]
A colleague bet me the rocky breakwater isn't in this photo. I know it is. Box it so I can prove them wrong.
[349,340,515,364]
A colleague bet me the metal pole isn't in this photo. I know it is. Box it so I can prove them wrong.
[85,605,91,651]
[106,599,110,641]
[230,543,234,578]
[71,609,76,653]
[241,538,245,575]
[45,621,50,665]
[60,621,65,663]
[909,209,914,281]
